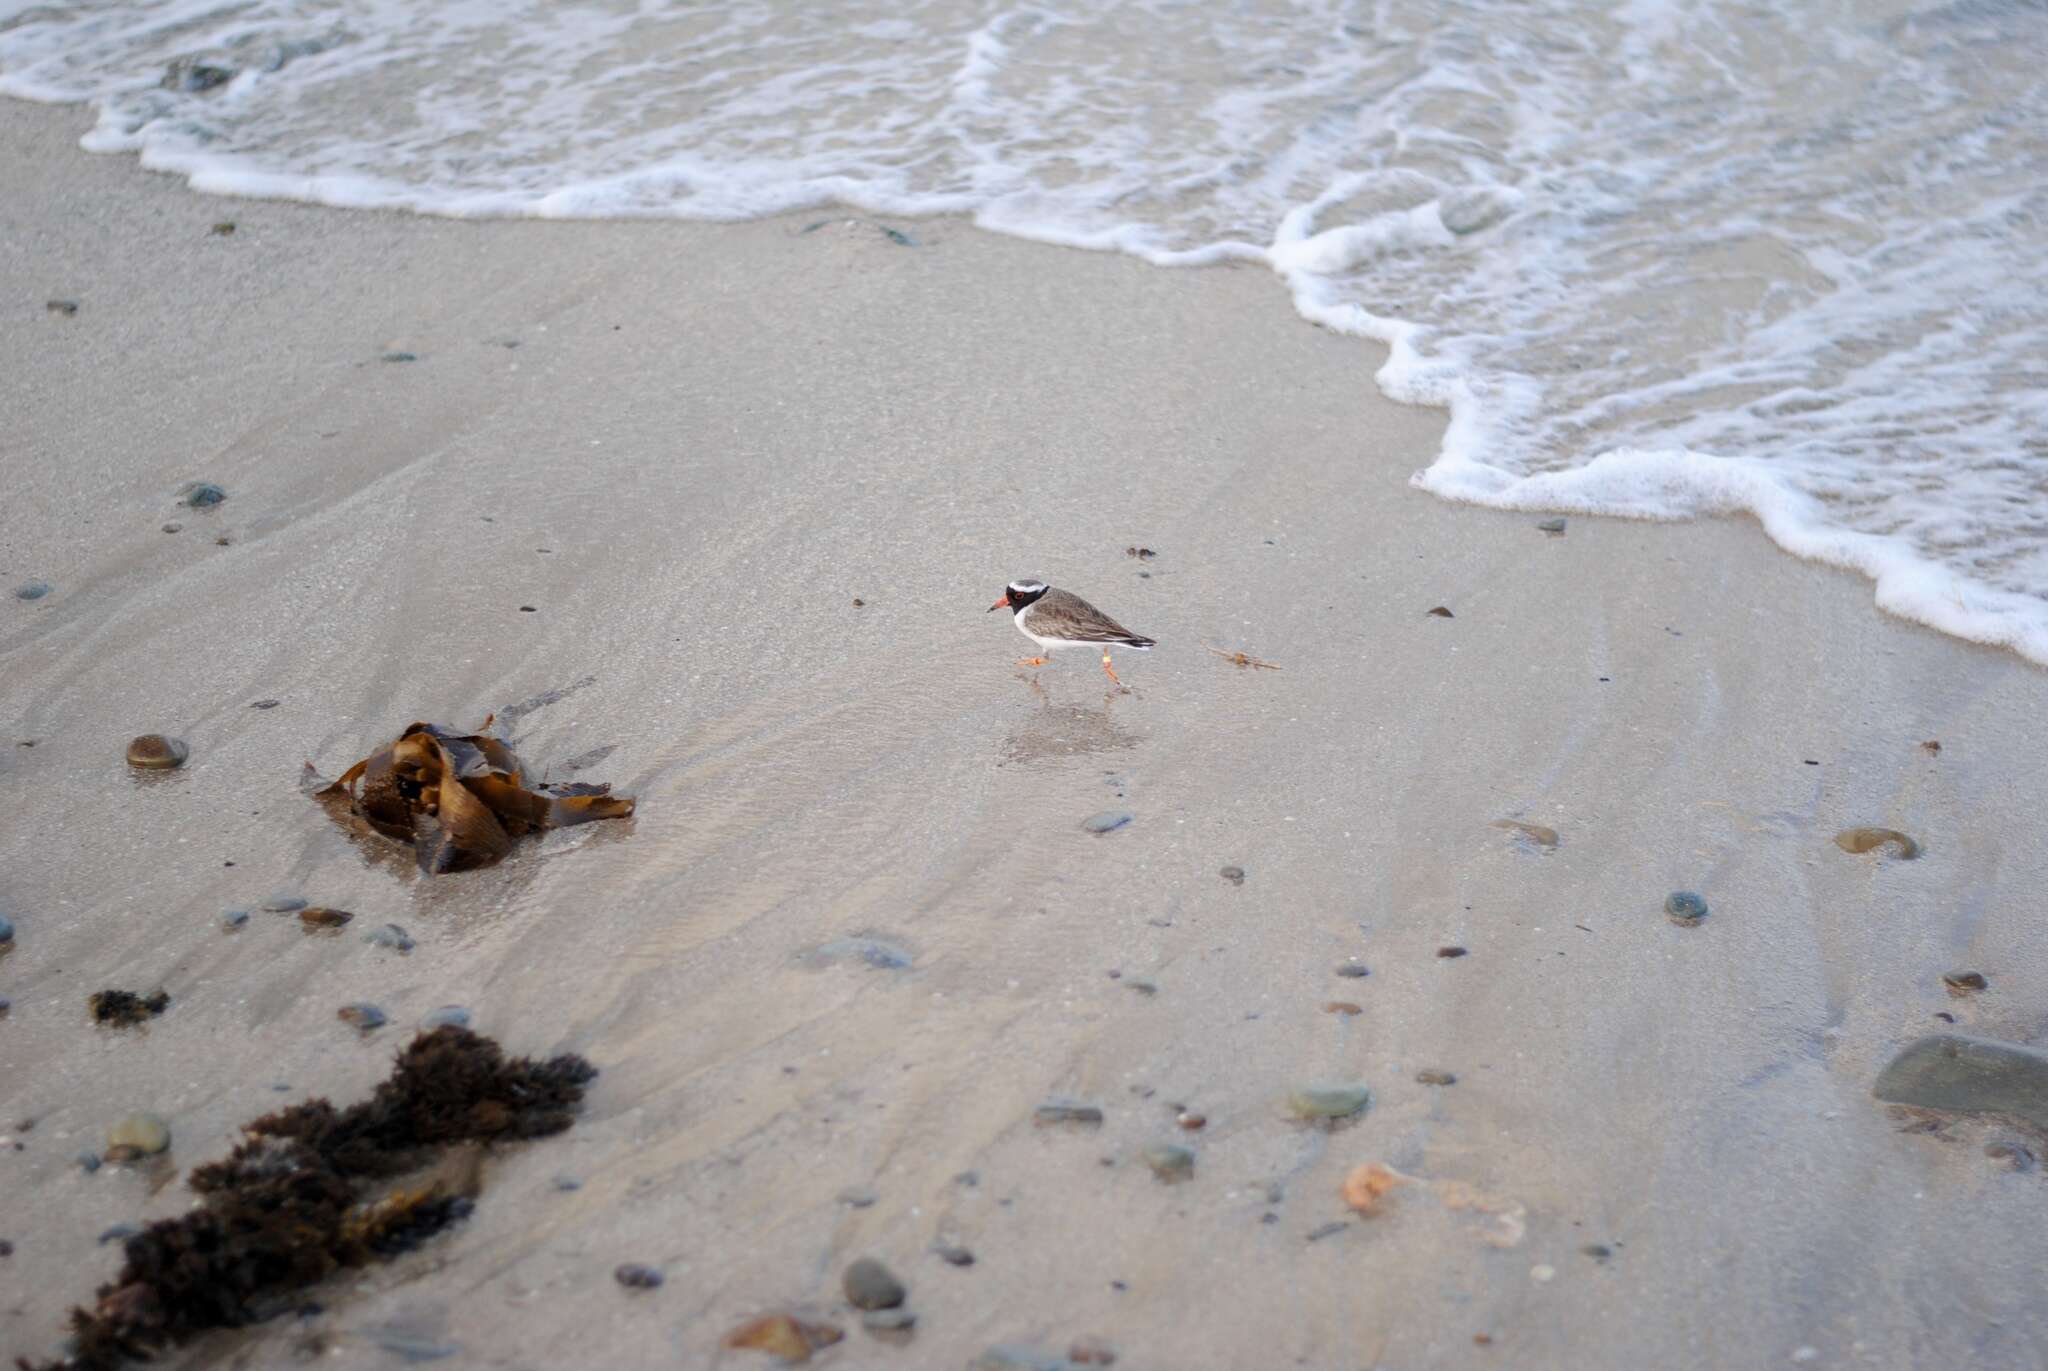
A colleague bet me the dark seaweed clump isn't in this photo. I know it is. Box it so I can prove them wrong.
[22,1028,595,1371]
[87,990,170,1027]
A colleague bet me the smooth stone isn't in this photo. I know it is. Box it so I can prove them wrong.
[380,351,419,363]
[337,1003,387,1031]
[0,995,9,1017]
[1416,1069,1458,1086]
[970,1346,1072,1371]
[97,1223,141,1245]
[124,735,188,769]
[843,1256,907,1310]
[76,1150,100,1172]
[220,909,249,931]
[1139,1142,1194,1183]
[420,1005,472,1030]
[1942,971,1988,995]
[13,580,51,601]
[298,906,353,929]
[1664,891,1709,926]
[260,893,308,913]
[249,698,280,709]
[809,937,912,970]
[1874,1034,2048,1130]
[106,1112,170,1158]
[614,1263,664,1289]
[1287,1084,1371,1122]
[553,1175,583,1191]
[1334,963,1370,978]
[836,1185,879,1208]
[1033,1098,1104,1126]
[362,1331,460,1363]
[1081,810,1134,834]
[1535,517,1567,533]
[180,482,227,508]
[161,522,183,534]
[365,923,415,952]
[862,1308,917,1332]
[1219,865,1246,885]
[933,1244,975,1266]
[45,299,78,315]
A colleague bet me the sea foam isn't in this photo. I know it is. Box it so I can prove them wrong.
[5,0,2045,662]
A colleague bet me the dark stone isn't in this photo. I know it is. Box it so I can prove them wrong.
[221,910,249,931]
[13,580,52,601]
[1535,517,1567,534]
[46,299,78,315]
[1437,946,1468,958]
[836,1185,879,1208]
[933,1244,975,1266]
[1034,1099,1104,1126]
[1334,963,1370,978]
[614,1263,663,1290]
[180,482,227,508]
[843,1256,906,1310]
[1415,1069,1457,1086]
[337,1004,387,1032]
[1219,865,1246,885]
[98,1224,142,1245]
[1664,891,1708,926]
[1873,1034,2048,1130]
[380,351,418,363]
[365,923,415,953]
[250,699,280,709]
[1942,971,1988,996]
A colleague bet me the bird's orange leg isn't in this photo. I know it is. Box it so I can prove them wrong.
[1017,655,1049,668]
[1101,650,1123,686]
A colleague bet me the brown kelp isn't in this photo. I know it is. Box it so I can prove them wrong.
[307,721,633,873]
[23,1028,596,1371]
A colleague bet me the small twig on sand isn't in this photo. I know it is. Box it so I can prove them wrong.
[1205,644,1281,670]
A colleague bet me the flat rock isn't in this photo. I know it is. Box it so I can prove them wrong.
[1081,810,1133,834]
[1874,1034,2048,1130]
[1288,1084,1371,1122]
[1034,1098,1104,1127]
[843,1256,906,1310]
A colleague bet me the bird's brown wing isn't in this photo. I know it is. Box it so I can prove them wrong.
[1033,589,1152,644]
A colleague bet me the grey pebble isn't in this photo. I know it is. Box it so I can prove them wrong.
[1126,980,1157,996]
[1664,891,1709,926]
[362,1331,459,1363]
[1334,963,1370,979]
[76,1151,100,1172]
[13,580,51,601]
[836,1185,879,1208]
[161,522,182,534]
[844,1256,907,1310]
[97,1223,141,1245]
[1287,1084,1371,1122]
[221,909,250,931]
[1034,1098,1104,1127]
[1439,186,1514,235]
[365,923,415,952]
[1305,1220,1349,1242]
[179,482,227,508]
[1415,1069,1458,1086]
[933,1244,975,1267]
[808,936,912,970]
[260,893,307,913]
[1874,1033,2048,1130]
[1139,1142,1194,1183]
[338,1003,387,1032]
[420,1005,471,1030]
[0,914,14,944]
[614,1263,663,1290]
[1536,517,1567,534]
[380,351,418,363]
[1219,865,1246,885]
[1081,810,1134,834]
[249,699,280,709]
[46,299,79,315]
[553,1175,583,1191]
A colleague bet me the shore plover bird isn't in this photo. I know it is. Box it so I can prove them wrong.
[988,577,1156,686]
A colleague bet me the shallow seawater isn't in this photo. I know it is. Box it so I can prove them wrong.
[2,0,2046,663]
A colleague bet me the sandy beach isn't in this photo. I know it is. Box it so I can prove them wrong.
[5,95,2048,1370]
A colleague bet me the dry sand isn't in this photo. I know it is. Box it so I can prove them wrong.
[5,99,2048,1369]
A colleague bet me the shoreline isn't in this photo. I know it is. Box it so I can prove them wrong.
[6,100,2048,1371]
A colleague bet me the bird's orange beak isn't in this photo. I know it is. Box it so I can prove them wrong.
[987,592,1009,613]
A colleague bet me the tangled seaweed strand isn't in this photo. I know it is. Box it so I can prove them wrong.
[22,1027,596,1371]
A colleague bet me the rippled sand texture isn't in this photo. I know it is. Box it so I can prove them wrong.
[5,105,2048,1370]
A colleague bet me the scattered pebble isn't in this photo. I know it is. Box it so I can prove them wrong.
[1124,547,1156,560]
[1416,1069,1458,1086]
[47,299,79,315]
[211,221,235,235]
[162,522,183,533]
[260,893,308,913]
[1305,1220,1349,1242]
[365,923,415,953]
[0,996,9,1018]
[1176,1111,1206,1131]
[1834,827,1921,859]
[1034,1098,1104,1127]
[179,482,227,508]
[76,1151,100,1172]
[13,580,51,601]
[1664,891,1709,927]
[1921,740,1942,754]
[89,989,169,1026]
[221,909,250,931]
[298,906,353,930]
[105,1112,171,1160]
[1426,606,1454,618]
[553,1175,583,1191]
[722,1315,844,1362]
[1440,186,1515,234]
[1139,1142,1194,1183]
[863,1308,917,1332]
[1942,971,1988,996]
[420,1005,471,1030]
[844,1257,907,1310]
[250,699,280,709]
[1219,865,1246,885]
[933,1244,975,1266]
[1873,1033,2048,1129]
[1581,1243,1612,1260]
[337,1003,387,1032]
[1494,819,1558,849]
[1437,946,1469,959]
[1324,1001,1362,1016]
[1069,1335,1118,1365]
[0,914,13,945]
[1535,517,1567,534]
[851,597,865,607]
[1081,810,1134,834]
[614,1263,664,1290]
[1126,979,1157,996]
[1287,1084,1371,1122]
[381,351,419,363]
[1334,963,1370,979]
[124,734,189,770]
[836,1185,879,1208]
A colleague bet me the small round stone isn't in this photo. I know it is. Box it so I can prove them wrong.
[124,735,188,770]
[1942,971,1988,995]
[260,893,307,913]
[1139,1142,1194,1183]
[1081,810,1135,834]
[180,482,227,508]
[614,1263,664,1290]
[1219,865,1246,886]
[1334,963,1370,979]
[337,1003,387,1031]
[933,1244,975,1266]
[220,909,250,931]
[105,1112,170,1159]
[1664,891,1709,926]
[76,1150,100,1172]
[1287,1084,1371,1122]
[13,580,52,601]
[836,1185,879,1208]
[365,923,415,952]
[862,1309,917,1332]
[420,1005,471,1030]
[843,1257,907,1310]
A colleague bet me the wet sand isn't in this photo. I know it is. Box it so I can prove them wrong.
[5,99,2048,1369]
